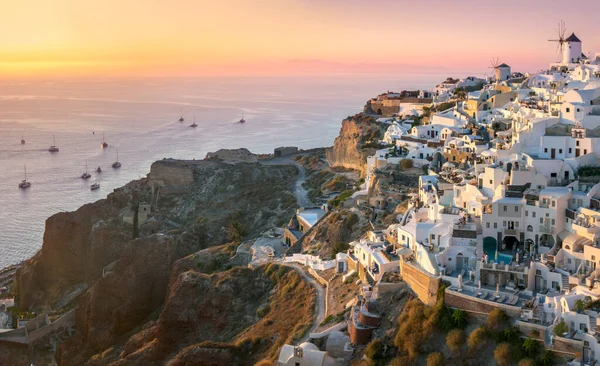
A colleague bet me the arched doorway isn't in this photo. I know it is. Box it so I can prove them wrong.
[506,162,513,175]
[503,236,520,251]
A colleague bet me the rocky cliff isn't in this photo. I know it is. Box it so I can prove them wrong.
[17,159,298,311]
[326,114,383,176]
[56,261,315,365]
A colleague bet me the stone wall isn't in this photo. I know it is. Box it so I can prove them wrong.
[444,290,521,318]
[400,260,440,305]
[148,160,194,191]
[554,336,581,356]
[28,310,75,345]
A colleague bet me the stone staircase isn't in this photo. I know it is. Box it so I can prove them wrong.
[561,274,570,291]
[590,316,597,334]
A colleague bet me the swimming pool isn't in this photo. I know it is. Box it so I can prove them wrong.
[483,240,513,264]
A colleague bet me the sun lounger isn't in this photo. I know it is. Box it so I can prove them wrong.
[480,292,488,300]
[497,295,505,303]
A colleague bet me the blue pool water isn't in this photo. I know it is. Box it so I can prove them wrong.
[483,241,513,264]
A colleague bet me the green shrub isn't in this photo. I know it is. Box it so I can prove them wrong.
[522,338,538,359]
[468,326,487,349]
[446,329,465,352]
[554,320,568,336]
[426,352,444,366]
[494,342,512,365]
[365,338,384,360]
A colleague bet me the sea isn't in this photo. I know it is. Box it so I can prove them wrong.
[0,73,463,269]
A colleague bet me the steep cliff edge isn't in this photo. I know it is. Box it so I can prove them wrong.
[57,261,315,365]
[17,159,298,311]
[326,114,384,176]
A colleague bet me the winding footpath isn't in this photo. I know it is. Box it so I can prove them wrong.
[282,263,326,344]
[260,156,310,207]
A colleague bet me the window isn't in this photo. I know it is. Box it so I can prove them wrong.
[577,108,580,112]
[540,218,543,224]
[559,149,563,153]
[552,219,555,225]
[490,179,493,184]
[585,149,588,154]
[566,107,571,112]
[486,222,490,228]
[544,148,548,153]
[504,206,507,211]
[527,225,533,232]
[363,254,365,260]
[516,222,519,227]
[552,200,555,207]
[515,206,518,212]
[532,212,536,218]
[494,223,497,229]
[569,148,572,153]
[593,255,596,261]
[525,210,529,217]
[503,221,507,227]
[402,235,405,241]
[577,141,580,146]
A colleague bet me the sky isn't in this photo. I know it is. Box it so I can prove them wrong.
[0,0,599,78]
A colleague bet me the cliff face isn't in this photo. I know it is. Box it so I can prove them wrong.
[57,262,315,365]
[18,159,299,311]
[326,114,382,176]
[18,179,149,310]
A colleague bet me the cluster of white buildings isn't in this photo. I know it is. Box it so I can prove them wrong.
[349,32,600,363]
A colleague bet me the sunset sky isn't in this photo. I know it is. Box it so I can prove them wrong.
[1,0,599,78]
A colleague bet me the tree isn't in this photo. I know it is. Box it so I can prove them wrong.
[365,338,384,360]
[553,320,569,337]
[426,352,444,366]
[517,359,536,366]
[522,338,539,358]
[539,350,555,366]
[494,342,512,366]
[575,299,585,313]
[487,309,507,331]
[468,327,487,350]
[451,308,467,329]
[446,329,465,353]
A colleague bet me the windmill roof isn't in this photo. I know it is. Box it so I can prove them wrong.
[566,33,581,42]
[498,63,510,68]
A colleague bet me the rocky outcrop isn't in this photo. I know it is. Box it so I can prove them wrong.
[326,114,382,176]
[205,148,258,163]
[57,262,315,365]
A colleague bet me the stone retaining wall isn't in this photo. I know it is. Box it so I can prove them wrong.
[400,260,440,305]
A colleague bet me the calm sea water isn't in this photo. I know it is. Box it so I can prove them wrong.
[0,74,456,268]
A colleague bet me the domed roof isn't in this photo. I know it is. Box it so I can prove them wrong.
[299,342,319,351]
[326,331,349,358]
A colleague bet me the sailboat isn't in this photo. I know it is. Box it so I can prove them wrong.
[96,166,102,173]
[18,165,31,189]
[20,135,25,145]
[48,135,59,152]
[239,111,246,124]
[90,181,100,191]
[81,161,91,179]
[189,113,198,128]
[112,149,121,168]
[101,132,108,148]
[179,108,184,122]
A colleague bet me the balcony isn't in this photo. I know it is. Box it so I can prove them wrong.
[504,228,518,236]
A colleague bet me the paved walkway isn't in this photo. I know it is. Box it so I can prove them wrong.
[282,263,326,344]
[260,156,310,207]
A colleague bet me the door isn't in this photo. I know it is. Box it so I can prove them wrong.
[576,148,580,157]
[551,149,556,159]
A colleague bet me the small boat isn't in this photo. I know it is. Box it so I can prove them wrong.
[189,113,197,128]
[90,182,100,191]
[101,132,108,148]
[96,166,102,173]
[49,135,59,152]
[179,108,184,122]
[112,149,121,168]
[20,135,25,145]
[18,165,31,189]
[81,161,91,179]
[239,111,246,124]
